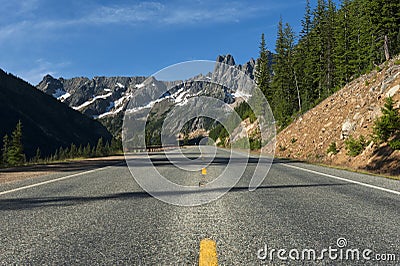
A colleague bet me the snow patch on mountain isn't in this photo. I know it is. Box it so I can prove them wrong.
[58,92,71,102]
[173,87,187,103]
[232,90,251,100]
[135,83,145,89]
[52,89,71,102]
[73,92,112,110]
[127,97,169,113]
[95,94,132,118]
[96,106,125,119]
[116,82,125,88]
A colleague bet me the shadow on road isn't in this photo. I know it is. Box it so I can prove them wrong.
[127,156,300,167]
[0,183,349,211]
[0,158,126,174]
[0,154,300,174]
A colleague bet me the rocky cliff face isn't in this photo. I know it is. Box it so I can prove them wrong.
[275,56,400,176]
[36,55,263,137]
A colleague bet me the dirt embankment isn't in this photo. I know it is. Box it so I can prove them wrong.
[275,56,400,177]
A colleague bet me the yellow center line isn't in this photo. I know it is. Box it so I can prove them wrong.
[199,238,218,266]
[201,167,207,175]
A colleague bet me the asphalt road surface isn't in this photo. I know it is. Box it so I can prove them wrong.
[0,148,399,265]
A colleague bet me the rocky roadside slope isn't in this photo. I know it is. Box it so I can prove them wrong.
[275,56,400,176]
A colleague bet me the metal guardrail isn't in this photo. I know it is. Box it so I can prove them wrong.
[125,144,181,153]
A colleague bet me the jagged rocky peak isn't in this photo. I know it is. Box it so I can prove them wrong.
[240,58,256,79]
[216,54,236,66]
[242,58,255,70]
[215,55,257,79]
[36,74,64,96]
[37,74,57,86]
[42,74,55,82]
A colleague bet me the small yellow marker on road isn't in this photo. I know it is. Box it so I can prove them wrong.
[199,238,218,266]
[201,167,207,175]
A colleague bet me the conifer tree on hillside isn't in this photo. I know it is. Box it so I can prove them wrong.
[325,0,336,93]
[59,147,65,160]
[334,0,352,86]
[96,138,104,157]
[373,97,400,143]
[83,143,92,157]
[271,20,297,126]
[34,147,41,163]
[295,0,314,110]
[69,143,77,158]
[7,120,25,166]
[255,33,272,103]
[111,138,121,153]
[378,0,400,59]
[78,144,83,157]
[261,0,399,128]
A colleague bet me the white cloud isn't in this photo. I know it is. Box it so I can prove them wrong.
[0,0,283,83]
[0,0,39,15]
[85,2,165,25]
[15,59,69,85]
[83,1,266,26]
[0,0,270,46]
[0,0,271,41]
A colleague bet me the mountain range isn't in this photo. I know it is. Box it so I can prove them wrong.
[36,55,260,138]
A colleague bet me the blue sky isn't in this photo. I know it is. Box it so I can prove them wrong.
[0,0,339,84]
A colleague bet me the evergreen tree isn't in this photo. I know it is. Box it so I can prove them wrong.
[271,20,297,126]
[83,143,91,157]
[255,33,272,102]
[373,97,400,142]
[96,138,104,157]
[7,121,25,166]
[64,147,70,159]
[310,0,336,98]
[77,144,83,157]
[111,138,121,153]
[295,0,314,110]
[53,148,60,161]
[379,0,400,58]
[69,143,77,158]
[334,0,352,86]
[310,0,327,100]
[34,147,41,163]
[301,0,312,39]
[59,147,65,160]
[325,0,336,93]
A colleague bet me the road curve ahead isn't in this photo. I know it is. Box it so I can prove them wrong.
[0,148,399,265]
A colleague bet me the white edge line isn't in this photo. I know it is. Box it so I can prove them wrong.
[280,163,400,196]
[0,163,123,196]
